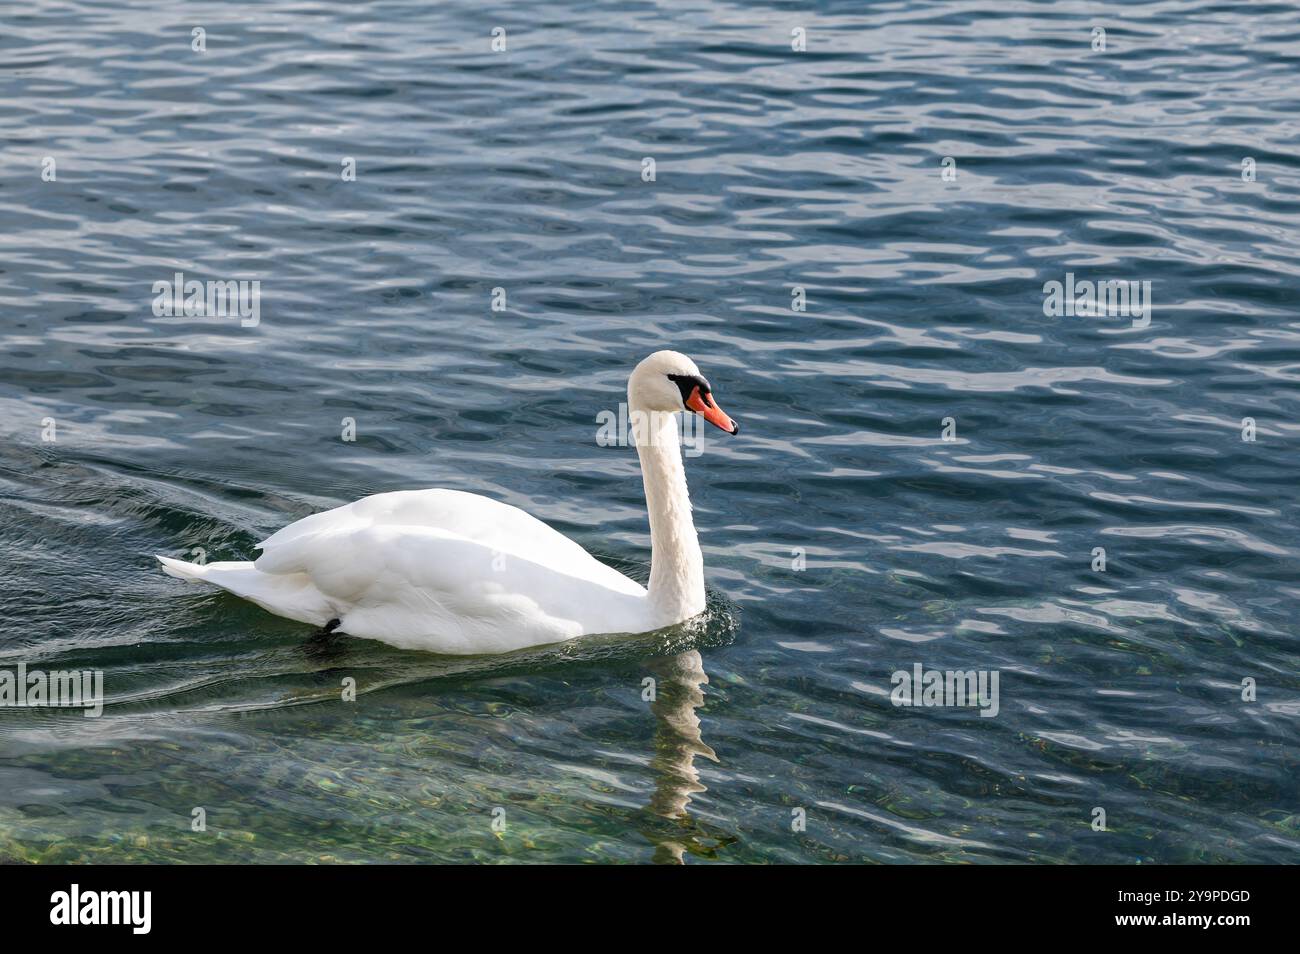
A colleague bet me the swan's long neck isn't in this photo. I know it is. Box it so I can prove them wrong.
[632,407,705,624]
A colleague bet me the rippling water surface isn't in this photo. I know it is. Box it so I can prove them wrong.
[1,0,1298,863]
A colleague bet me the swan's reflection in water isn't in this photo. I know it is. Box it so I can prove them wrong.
[642,649,733,864]
[293,632,737,861]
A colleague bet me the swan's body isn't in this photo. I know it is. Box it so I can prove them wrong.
[163,489,649,653]
[157,351,739,654]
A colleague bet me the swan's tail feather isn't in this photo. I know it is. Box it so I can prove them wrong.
[156,555,232,582]
[155,555,334,628]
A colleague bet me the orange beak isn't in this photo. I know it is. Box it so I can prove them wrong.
[686,386,739,435]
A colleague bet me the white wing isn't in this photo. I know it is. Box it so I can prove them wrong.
[252,490,648,653]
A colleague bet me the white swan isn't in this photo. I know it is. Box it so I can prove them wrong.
[157,351,740,654]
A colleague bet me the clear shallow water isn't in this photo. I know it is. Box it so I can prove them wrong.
[1,0,1298,863]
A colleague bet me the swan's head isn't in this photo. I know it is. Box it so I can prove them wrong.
[628,350,739,435]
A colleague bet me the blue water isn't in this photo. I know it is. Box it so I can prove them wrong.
[1,0,1297,863]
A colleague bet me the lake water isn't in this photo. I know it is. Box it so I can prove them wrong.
[1,0,1297,863]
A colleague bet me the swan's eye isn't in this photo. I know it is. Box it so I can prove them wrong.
[666,372,710,409]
